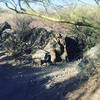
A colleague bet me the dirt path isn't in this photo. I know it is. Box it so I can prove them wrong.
[0,49,100,100]
[0,49,83,100]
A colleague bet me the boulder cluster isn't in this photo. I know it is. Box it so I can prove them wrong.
[0,21,84,66]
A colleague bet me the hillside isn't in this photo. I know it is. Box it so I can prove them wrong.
[0,9,100,100]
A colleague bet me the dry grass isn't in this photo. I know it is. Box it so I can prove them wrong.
[59,6,100,23]
[0,10,14,23]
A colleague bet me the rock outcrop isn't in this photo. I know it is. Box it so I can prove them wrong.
[0,21,84,66]
[0,21,11,36]
[32,50,51,66]
[44,33,67,64]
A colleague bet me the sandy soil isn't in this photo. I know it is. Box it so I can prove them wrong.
[0,48,100,100]
[0,11,100,100]
[66,70,100,100]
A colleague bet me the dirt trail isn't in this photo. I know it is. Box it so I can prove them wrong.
[0,46,100,100]
[0,48,83,100]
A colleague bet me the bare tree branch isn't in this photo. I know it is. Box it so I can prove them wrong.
[5,2,19,13]
[1,0,100,30]
[18,0,25,11]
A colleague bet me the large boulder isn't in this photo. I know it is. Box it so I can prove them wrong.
[44,34,67,64]
[31,28,53,49]
[32,50,51,66]
[19,27,53,49]
[78,44,100,78]
[0,21,11,35]
[65,36,83,61]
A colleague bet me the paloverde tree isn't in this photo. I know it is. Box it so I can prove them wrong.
[94,0,100,5]
[0,0,100,28]
[0,0,62,21]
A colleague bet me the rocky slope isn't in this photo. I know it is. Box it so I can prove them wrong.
[0,13,100,100]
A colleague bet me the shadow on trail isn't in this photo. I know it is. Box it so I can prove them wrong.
[0,63,88,100]
[0,63,51,100]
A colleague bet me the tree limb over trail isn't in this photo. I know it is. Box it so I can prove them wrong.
[0,0,100,30]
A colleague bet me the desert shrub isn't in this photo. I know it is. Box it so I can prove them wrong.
[72,25,100,51]
[1,15,33,57]
[1,15,53,59]
[1,30,23,56]
[58,6,100,51]
[13,15,33,42]
[12,15,52,48]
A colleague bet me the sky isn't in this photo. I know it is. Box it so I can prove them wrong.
[0,0,97,10]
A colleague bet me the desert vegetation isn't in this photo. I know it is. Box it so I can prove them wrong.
[0,0,100,100]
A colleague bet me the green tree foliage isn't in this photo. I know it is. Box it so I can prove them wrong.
[0,0,99,28]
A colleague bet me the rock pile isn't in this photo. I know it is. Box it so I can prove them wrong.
[0,21,84,66]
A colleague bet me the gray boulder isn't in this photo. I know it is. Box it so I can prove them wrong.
[0,21,11,35]
[32,50,51,66]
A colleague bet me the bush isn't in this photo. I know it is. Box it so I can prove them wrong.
[13,15,33,42]
[72,25,100,51]
[1,15,53,59]
[1,15,33,56]
[59,6,100,51]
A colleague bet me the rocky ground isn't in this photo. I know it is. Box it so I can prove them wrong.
[0,45,100,100]
[0,47,80,100]
[0,11,100,100]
